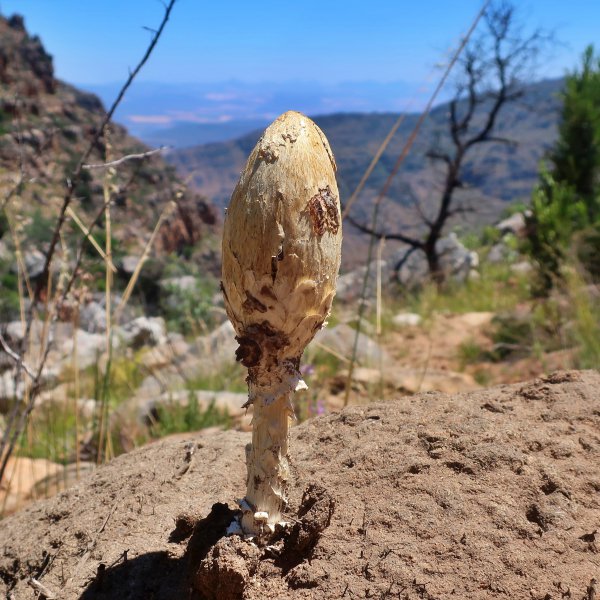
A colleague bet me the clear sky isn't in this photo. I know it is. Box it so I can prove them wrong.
[0,0,598,86]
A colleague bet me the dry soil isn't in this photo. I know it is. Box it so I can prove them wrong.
[0,370,598,599]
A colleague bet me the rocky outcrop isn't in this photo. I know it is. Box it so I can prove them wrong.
[0,13,219,268]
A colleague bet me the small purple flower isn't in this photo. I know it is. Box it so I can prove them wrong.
[316,398,326,416]
[300,363,315,377]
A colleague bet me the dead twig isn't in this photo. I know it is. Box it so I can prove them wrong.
[0,0,178,487]
[0,331,36,380]
[27,577,57,599]
[82,146,167,169]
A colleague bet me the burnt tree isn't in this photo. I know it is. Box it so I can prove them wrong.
[348,1,550,285]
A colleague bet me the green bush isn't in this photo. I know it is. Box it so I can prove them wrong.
[160,276,219,335]
[24,208,55,246]
[525,45,600,291]
[524,169,588,293]
[149,394,231,438]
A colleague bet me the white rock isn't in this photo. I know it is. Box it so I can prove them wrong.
[392,312,422,327]
[60,330,107,370]
[120,255,139,275]
[510,261,534,275]
[312,323,390,367]
[496,211,530,236]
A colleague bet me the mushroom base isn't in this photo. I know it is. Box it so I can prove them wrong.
[239,386,294,539]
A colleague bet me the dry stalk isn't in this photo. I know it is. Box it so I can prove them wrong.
[66,206,117,272]
[342,0,491,407]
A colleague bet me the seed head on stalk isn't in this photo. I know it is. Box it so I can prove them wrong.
[221,111,342,540]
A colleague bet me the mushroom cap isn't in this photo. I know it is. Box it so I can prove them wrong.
[222,111,342,366]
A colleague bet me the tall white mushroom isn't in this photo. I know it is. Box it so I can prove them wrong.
[221,111,342,538]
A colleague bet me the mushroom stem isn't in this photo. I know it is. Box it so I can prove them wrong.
[240,376,295,535]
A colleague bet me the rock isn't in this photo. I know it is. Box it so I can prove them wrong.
[160,275,197,293]
[395,233,479,288]
[78,300,106,333]
[0,370,25,409]
[312,323,390,367]
[60,329,107,371]
[338,365,479,395]
[392,312,422,327]
[336,260,391,303]
[77,293,135,334]
[0,456,63,515]
[141,389,248,423]
[16,249,45,279]
[119,255,139,275]
[117,316,166,349]
[392,368,480,394]
[511,261,534,275]
[77,398,98,420]
[496,211,530,236]
[140,344,178,370]
[488,242,510,264]
[186,321,238,369]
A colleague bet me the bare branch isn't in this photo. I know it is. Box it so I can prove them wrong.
[82,146,167,169]
[0,0,178,489]
[35,0,177,300]
[345,211,423,248]
[0,332,36,380]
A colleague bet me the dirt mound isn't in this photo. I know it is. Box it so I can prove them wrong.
[0,370,598,599]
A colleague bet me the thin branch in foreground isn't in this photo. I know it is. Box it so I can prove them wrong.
[0,332,35,380]
[82,146,168,170]
[35,0,177,300]
[0,0,178,488]
[66,207,117,272]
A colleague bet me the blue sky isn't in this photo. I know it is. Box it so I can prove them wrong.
[1,0,598,85]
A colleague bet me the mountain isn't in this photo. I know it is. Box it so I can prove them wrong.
[168,79,563,267]
[0,14,218,264]
[83,80,432,147]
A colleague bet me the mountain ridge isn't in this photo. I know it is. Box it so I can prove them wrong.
[168,78,563,267]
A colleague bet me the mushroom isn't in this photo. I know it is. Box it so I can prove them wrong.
[221,111,342,539]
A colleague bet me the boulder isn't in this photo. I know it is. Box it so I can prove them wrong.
[496,211,530,236]
[59,329,106,371]
[117,316,166,349]
[396,233,479,288]
[511,261,534,275]
[119,255,139,275]
[336,260,391,303]
[160,275,197,293]
[78,300,106,333]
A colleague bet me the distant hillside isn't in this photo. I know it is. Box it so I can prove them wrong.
[169,78,562,267]
[0,14,218,263]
